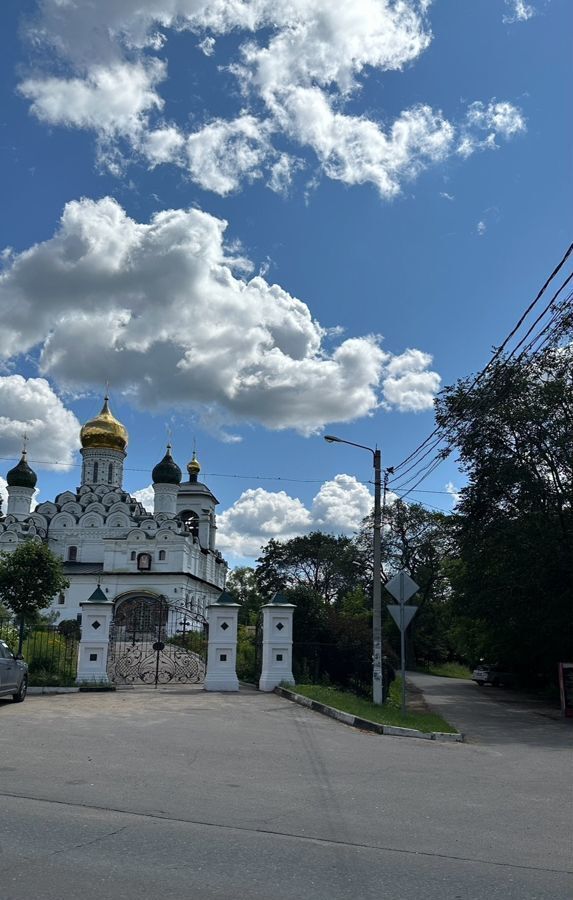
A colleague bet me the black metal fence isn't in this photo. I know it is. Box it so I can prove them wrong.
[293,640,395,701]
[0,620,79,686]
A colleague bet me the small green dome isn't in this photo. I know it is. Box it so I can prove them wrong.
[7,451,37,489]
[152,444,182,485]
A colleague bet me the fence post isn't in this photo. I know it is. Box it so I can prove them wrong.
[76,585,114,684]
[259,593,296,692]
[204,592,240,692]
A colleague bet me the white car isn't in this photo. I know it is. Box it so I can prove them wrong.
[0,640,28,702]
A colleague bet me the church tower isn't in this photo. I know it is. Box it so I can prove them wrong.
[79,395,128,488]
[6,449,37,519]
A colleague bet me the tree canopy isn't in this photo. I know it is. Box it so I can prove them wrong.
[0,541,69,622]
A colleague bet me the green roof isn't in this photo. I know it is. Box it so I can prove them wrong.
[271,592,290,605]
[86,585,109,603]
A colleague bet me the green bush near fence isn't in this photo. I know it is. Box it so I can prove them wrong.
[22,631,79,687]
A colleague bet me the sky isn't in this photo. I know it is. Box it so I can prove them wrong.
[0,0,571,566]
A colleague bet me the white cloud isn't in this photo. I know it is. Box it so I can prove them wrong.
[18,1,526,196]
[132,484,155,510]
[503,1,535,23]
[0,376,81,469]
[440,191,454,201]
[445,481,460,506]
[0,476,7,511]
[382,349,441,411]
[185,115,274,194]
[0,198,440,432]
[458,101,526,157]
[19,60,165,137]
[476,220,487,236]
[215,473,372,557]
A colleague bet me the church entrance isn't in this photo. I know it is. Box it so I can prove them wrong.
[107,595,207,686]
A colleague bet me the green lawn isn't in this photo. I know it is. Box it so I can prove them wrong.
[420,663,472,679]
[292,680,457,734]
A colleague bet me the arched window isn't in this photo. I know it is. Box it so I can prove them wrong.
[93,461,99,482]
[130,551,136,561]
[137,552,152,571]
[180,510,199,538]
[108,463,113,483]
[68,546,78,561]
[159,550,166,561]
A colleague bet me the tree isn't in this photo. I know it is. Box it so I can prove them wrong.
[357,501,456,665]
[255,532,366,604]
[436,340,573,681]
[0,541,69,653]
[226,566,265,625]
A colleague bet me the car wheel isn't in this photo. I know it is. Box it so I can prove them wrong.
[13,676,27,703]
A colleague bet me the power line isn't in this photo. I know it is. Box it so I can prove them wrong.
[390,244,573,480]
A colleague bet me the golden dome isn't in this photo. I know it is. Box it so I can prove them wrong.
[80,396,128,453]
[187,450,201,479]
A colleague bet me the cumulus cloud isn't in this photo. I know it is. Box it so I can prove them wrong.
[0,197,440,432]
[213,473,372,558]
[0,376,81,469]
[18,1,526,196]
[476,220,487,236]
[132,484,155,509]
[445,481,460,506]
[382,349,441,411]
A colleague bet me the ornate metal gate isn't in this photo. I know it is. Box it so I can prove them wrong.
[107,596,207,686]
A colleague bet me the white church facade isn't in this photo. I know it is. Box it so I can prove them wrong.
[0,396,228,624]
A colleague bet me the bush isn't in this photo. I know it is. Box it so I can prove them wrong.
[58,619,82,640]
[236,626,257,682]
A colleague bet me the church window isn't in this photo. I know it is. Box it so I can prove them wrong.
[159,550,166,561]
[180,510,199,538]
[108,463,113,483]
[93,462,99,482]
[137,552,152,571]
[68,546,77,561]
[130,551,136,560]
[58,593,65,605]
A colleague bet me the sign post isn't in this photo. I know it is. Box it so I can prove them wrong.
[385,571,419,715]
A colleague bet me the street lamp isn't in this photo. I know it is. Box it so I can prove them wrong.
[324,434,384,705]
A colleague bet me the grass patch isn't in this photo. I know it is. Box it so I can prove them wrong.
[421,663,472,680]
[292,680,457,734]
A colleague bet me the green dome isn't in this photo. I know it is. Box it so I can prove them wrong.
[152,444,182,485]
[7,451,37,489]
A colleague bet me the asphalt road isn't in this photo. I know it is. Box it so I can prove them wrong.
[0,684,571,900]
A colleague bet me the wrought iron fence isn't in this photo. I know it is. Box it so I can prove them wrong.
[0,620,79,687]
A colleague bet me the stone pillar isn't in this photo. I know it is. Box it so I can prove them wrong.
[76,585,114,684]
[259,593,295,692]
[204,591,240,692]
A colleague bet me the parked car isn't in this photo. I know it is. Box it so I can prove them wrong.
[0,640,28,702]
[472,662,517,688]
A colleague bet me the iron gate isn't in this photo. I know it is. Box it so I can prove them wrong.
[107,596,207,686]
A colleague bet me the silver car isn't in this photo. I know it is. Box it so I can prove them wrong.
[0,639,28,702]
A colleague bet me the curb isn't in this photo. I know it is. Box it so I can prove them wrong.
[274,687,464,742]
[28,687,80,695]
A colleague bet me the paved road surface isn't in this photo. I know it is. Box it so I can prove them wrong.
[0,685,571,900]
[406,671,570,748]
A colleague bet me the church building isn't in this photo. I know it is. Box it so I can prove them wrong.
[0,397,227,625]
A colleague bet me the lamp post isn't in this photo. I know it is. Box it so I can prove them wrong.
[324,434,385,705]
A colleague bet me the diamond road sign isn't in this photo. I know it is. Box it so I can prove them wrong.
[387,604,418,631]
[385,571,419,604]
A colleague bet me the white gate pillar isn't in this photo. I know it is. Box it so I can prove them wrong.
[204,592,240,692]
[76,585,114,684]
[259,593,295,692]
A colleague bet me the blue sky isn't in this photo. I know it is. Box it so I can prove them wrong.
[0,0,571,563]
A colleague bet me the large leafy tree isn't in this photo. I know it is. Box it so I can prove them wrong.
[226,566,265,625]
[436,341,573,679]
[255,532,366,604]
[357,501,456,665]
[0,541,69,652]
